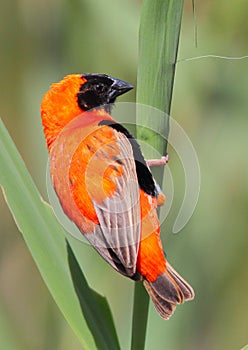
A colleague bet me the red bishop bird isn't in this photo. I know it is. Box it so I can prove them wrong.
[41,73,194,319]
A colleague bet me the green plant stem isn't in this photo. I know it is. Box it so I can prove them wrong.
[131,0,184,349]
[131,282,150,350]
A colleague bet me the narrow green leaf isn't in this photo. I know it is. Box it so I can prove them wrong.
[132,1,184,349]
[130,282,149,350]
[0,119,119,350]
[137,0,184,158]
[67,242,120,350]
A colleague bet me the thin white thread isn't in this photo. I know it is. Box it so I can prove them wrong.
[177,55,248,63]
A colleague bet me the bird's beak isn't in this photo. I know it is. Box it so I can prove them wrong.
[109,78,134,100]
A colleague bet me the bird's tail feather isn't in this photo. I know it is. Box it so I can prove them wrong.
[143,262,194,320]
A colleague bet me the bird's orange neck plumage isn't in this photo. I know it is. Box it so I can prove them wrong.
[41,75,84,150]
[41,74,112,151]
[41,74,121,151]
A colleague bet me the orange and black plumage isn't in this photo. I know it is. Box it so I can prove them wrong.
[41,73,194,319]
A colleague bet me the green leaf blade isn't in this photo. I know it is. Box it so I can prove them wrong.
[0,119,120,350]
[132,1,184,349]
[67,242,120,350]
[131,282,149,350]
[137,0,184,156]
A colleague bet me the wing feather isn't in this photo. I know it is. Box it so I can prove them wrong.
[85,127,141,277]
[50,116,141,278]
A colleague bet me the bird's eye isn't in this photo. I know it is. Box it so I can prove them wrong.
[77,89,102,111]
[77,78,113,111]
[96,83,109,95]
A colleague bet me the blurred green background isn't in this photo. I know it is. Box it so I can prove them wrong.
[1,1,248,349]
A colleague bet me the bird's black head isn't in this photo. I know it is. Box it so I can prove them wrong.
[77,74,133,112]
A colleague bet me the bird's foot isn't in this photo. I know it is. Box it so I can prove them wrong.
[146,154,169,167]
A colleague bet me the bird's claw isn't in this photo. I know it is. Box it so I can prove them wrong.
[146,154,169,167]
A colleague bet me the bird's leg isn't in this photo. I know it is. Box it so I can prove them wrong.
[146,154,169,167]
[145,155,169,207]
